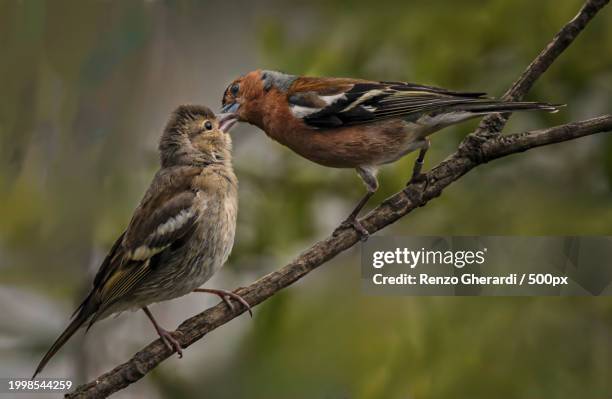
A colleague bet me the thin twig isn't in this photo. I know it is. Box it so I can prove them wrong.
[472,0,610,138]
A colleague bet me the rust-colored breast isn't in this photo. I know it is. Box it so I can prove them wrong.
[255,92,416,168]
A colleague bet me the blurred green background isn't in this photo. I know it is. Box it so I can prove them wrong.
[1,1,612,398]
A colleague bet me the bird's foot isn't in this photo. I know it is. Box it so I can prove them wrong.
[194,288,253,317]
[408,150,430,185]
[334,217,370,241]
[156,328,183,358]
[407,172,427,185]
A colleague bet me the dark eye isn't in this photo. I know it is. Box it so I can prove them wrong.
[230,83,239,96]
[204,121,213,130]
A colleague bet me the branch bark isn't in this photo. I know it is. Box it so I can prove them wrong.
[66,0,610,397]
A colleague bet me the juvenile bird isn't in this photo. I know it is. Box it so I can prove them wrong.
[221,70,562,238]
[33,105,247,379]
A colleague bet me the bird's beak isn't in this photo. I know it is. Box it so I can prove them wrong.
[221,102,240,114]
[216,112,238,133]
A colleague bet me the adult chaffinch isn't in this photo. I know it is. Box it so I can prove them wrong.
[33,105,249,378]
[221,70,561,238]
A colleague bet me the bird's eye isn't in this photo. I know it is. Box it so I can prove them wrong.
[204,121,213,130]
[230,83,239,96]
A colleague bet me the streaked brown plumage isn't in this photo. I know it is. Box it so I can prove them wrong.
[221,70,563,237]
[33,105,246,379]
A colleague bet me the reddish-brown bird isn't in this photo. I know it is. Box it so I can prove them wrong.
[221,70,562,238]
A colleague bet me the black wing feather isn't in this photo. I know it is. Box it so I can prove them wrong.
[295,81,489,129]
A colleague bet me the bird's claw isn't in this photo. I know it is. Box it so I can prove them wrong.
[407,172,427,185]
[334,217,370,241]
[158,328,183,358]
[222,291,253,318]
[195,288,253,317]
[220,295,235,311]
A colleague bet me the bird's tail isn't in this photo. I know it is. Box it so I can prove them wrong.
[32,297,94,379]
[450,100,564,115]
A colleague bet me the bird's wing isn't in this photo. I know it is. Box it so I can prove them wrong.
[287,78,487,129]
[89,166,203,318]
[33,166,204,378]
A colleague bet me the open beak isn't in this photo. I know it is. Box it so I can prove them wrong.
[221,102,240,114]
[216,112,238,133]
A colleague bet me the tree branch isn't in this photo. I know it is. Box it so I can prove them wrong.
[66,1,609,397]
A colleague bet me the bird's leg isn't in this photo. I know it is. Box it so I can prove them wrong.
[408,138,431,184]
[334,166,379,241]
[142,306,183,358]
[338,192,374,238]
[193,288,253,317]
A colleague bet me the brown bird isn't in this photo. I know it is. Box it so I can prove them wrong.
[33,105,248,379]
[220,70,562,238]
